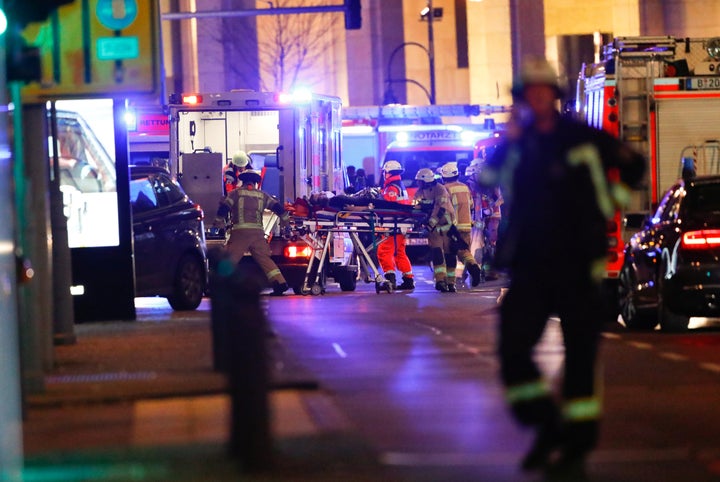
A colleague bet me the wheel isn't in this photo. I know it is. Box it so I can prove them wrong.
[337,270,357,292]
[618,264,657,330]
[375,282,381,294]
[310,284,323,296]
[657,274,689,332]
[167,254,205,311]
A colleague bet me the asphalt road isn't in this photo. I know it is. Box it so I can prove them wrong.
[21,265,720,481]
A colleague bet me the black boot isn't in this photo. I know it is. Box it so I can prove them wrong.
[384,272,397,290]
[397,276,415,290]
[435,280,449,292]
[468,263,483,287]
[270,281,289,296]
[447,283,457,292]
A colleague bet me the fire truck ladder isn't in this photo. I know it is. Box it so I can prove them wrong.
[613,37,676,210]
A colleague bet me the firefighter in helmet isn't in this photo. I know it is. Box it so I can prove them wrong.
[466,157,504,276]
[479,56,645,476]
[215,169,289,296]
[413,167,455,292]
[439,162,483,289]
[377,160,415,290]
[223,150,251,195]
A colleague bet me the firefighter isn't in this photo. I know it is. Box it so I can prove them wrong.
[478,57,645,476]
[439,162,483,289]
[223,150,251,195]
[466,158,504,278]
[413,167,455,292]
[377,160,414,290]
[215,169,289,296]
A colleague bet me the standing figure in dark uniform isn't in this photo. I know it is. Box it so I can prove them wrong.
[479,57,645,477]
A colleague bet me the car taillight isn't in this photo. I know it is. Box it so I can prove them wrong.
[681,229,720,249]
[284,244,313,258]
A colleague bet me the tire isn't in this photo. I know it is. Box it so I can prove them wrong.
[618,264,657,330]
[167,254,205,311]
[337,270,357,292]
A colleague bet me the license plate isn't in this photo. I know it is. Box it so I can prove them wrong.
[685,77,720,90]
[406,237,428,246]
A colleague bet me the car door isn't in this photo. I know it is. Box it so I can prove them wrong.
[631,184,683,304]
[131,174,168,294]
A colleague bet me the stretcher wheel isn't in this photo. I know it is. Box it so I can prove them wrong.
[375,282,381,294]
[310,284,323,296]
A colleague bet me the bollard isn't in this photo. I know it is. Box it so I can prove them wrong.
[208,248,273,471]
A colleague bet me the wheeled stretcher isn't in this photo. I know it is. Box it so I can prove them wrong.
[297,208,426,295]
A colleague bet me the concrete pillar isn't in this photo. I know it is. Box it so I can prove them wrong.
[509,0,546,78]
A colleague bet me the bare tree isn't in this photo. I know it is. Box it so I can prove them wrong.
[202,0,340,92]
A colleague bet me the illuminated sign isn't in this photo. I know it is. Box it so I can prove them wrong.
[20,0,161,101]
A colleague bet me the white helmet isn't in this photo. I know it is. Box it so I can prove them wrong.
[415,168,435,183]
[232,150,250,168]
[382,160,403,173]
[440,162,459,179]
[512,56,565,98]
[464,158,482,176]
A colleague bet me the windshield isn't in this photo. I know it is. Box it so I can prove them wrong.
[383,149,474,186]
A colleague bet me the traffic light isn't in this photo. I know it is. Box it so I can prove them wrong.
[2,0,75,82]
[344,0,361,30]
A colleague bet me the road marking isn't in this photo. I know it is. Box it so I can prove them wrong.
[627,341,653,350]
[699,362,720,374]
[659,352,688,362]
[332,342,347,358]
[382,447,693,467]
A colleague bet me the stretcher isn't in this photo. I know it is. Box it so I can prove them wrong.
[296,208,426,295]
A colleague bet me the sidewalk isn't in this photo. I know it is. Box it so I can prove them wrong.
[21,298,392,481]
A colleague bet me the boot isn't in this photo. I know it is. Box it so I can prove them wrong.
[468,263,483,287]
[435,280,449,292]
[384,272,397,290]
[447,283,457,293]
[397,276,415,290]
[270,281,289,296]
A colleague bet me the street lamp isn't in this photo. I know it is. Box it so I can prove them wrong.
[383,1,441,105]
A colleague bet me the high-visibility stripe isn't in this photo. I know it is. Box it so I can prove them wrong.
[434,266,447,275]
[567,143,614,219]
[563,397,601,422]
[505,379,550,404]
[266,268,281,279]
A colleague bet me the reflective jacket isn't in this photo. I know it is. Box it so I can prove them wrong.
[444,180,474,232]
[382,174,410,204]
[216,184,284,230]
[413,182,455,233]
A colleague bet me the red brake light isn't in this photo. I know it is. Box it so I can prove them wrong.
[682,229,720,249]
[182,94,202,105]
[284,244,313,258]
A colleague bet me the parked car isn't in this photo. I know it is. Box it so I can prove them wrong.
[130,165,208,310]
[619,175,720,331]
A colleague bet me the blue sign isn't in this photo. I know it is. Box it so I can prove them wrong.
[96,0,138,31]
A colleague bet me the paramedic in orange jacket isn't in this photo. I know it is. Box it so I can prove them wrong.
[377,161,415,290]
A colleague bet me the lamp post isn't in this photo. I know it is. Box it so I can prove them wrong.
[384,42,434,105]
[425,0,436,105]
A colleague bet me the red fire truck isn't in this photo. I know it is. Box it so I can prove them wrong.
[577,35,720,318]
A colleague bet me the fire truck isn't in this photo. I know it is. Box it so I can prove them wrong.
[577,35,720,317]
[167,90,352,293]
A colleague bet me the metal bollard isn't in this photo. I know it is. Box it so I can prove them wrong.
[208,248,273,471]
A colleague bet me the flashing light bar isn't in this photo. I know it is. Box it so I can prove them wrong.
[276,88,313,105]
[342,125,375,135]
[682,229,720,248]
[379,124,464,133]
[124,109,137,131]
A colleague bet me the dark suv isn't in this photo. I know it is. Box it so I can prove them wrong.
[130,165,208,310]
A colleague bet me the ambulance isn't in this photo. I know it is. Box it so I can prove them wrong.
[167,90,354,293]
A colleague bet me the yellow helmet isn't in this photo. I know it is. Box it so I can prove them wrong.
[440,162,459,179]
